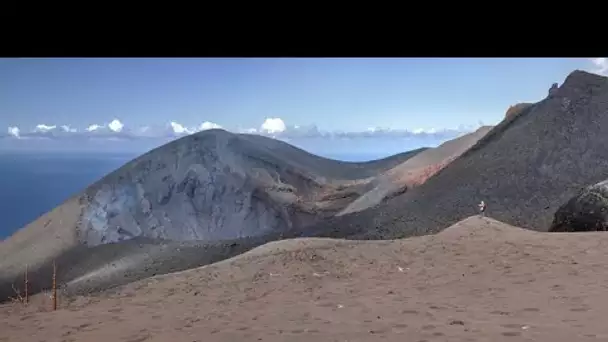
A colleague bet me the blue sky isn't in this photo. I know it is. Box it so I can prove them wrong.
[1,58,606,157]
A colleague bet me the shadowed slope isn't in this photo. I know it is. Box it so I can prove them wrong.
[305,70,608,239]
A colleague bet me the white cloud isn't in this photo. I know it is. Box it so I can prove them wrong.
[198,121,222,131]
[34,124,56,132]
[61,125,77,133]
[87,124,102,132]
[8,126,20,138]
[170,121,193,135]
[260,117,286,134]
[2,117,477,145]
[589,58,608,75]
[164,120,223,135]
[108,119,124,133]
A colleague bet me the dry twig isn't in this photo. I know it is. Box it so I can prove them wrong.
[9,283,25,304]
[52,260,57,311]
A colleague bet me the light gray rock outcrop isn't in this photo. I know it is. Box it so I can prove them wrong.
[73,129,423,246]
[79,130,314,245]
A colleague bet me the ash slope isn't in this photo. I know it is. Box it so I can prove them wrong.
[339,125,493,215]
[6,216,608,342]
[306,70,608,239]
[0,129,423,301]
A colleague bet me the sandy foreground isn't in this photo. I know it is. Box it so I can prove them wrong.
[3,216,608,342]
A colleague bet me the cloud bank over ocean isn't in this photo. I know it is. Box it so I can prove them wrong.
[1,116,484,156]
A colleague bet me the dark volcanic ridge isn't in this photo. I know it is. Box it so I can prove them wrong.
[303,70,608,240]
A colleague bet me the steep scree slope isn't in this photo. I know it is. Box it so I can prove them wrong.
[338,126,493,215]
[304,70,608,239]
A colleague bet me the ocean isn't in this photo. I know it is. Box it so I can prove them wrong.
[0,151,138,239]
[0,150,390,239]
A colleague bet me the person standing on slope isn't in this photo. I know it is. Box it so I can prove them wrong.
[478,200,487,217]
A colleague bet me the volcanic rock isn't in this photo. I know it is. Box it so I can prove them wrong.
[549,179,608,232]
